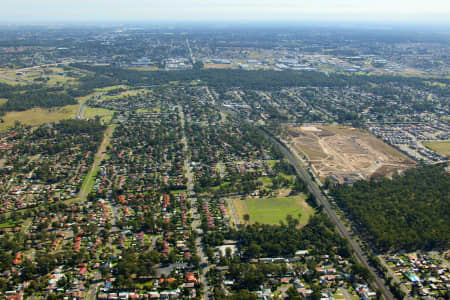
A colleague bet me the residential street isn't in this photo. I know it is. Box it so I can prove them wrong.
[179,105,212,299]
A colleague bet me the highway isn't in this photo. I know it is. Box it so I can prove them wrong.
[261,129,395,300]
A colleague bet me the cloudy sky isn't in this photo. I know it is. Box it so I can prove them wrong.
[1,0,449,24]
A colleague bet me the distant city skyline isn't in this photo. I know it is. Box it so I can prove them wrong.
[2,0,450,24]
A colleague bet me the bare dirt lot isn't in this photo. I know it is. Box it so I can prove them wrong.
[286,125,415,182]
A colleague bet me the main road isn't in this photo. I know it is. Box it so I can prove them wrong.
[261,128,395,300]
[186,38,196,64]
[178,105,212,300]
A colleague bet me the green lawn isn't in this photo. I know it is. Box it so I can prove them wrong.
[77,125,115,201]
[0,221,18,228]
[267,160,278,167]
[334,292,346,300]
[94,85,129,92]
[423,140,450,157]
[136,108,152,113]
[83,106,117,123]
[136,280,155,289]
[233,194,314,226]
[83,166,100,195]
[0,104,80,132]
[260,177,272,186]
[170,189,187,196]
[46,74,75,86]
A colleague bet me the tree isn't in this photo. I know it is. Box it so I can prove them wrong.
[287,286,301,299]
[311,284,322,300]
[230,290,257,300]
[225,247,232,258]
[193,61,204,70]
[331,166,450,251]
[243,214,250,225]
[191,254,201,268]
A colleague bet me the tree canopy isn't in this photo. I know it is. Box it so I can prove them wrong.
[331,166,450,252]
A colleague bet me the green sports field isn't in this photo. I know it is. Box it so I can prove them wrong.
[233,194,314,226]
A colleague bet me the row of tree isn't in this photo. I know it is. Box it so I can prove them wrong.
[71,63,450,97]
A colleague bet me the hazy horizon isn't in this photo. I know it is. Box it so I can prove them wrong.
[2,0,450,25]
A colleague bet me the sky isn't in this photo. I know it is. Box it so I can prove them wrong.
[1,0,450,24]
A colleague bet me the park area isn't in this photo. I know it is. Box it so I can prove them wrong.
[285,124,415,183]
[0,92,96,131]
[232,194,314,226]
[83,106,117,123]
[0,104,80,131]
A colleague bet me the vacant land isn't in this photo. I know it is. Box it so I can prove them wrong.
[95,85,129,92]
[0,98,7,106]
[96,86,149,100]
[83,106,117,123]
[0,73,17,84]
[0,91,97,131]
[46,74,75,86]
[204,63,237,69]
[286,124,415,182]
[78,125,115,201]
[424,140,450,157]
[232,194,313,226]
[0,104,79,131]
[1,66,78,87]
[111,88,147,98]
